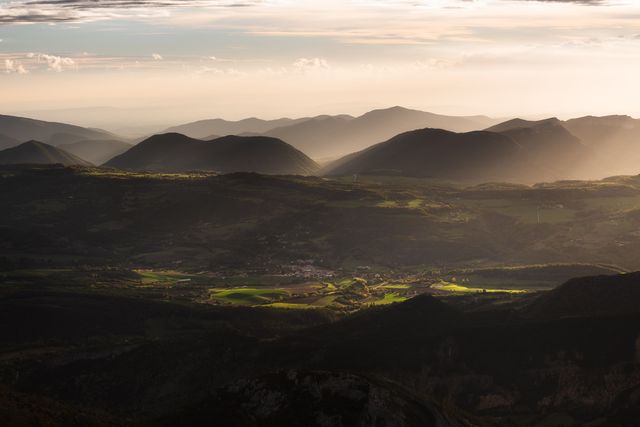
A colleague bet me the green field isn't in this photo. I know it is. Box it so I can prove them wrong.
[370,292,408,305]
[431,280,527,294]
[209,287,290,305]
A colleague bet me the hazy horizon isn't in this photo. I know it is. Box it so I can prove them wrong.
[2,0,640,131]
[4,104,637,138]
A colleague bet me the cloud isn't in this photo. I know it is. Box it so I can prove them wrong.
[152,53,163,60]
[34,54,76,72]
[293,57,329,71]
[4,59,28,74]
[196,66,245,76]
[518,0,605,3]
[0,1,261,24]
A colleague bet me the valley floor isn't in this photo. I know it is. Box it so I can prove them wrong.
[2,166,640,426]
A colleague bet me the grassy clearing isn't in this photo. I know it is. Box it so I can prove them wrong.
[312,295,338,306]
[336,278,367,288]
[582,195,640,212]
[407,199,423,209]
[379,283,411,290]
[452,263,625,291]
[262,302,315,309]
[217,275,298,287]
[377,200,400,208]
[457,198,576,224]
[134,270,204,285]
[209,287,289,305]
[431,280,527,294]
[371,292,408,305]
[80,168,214,180]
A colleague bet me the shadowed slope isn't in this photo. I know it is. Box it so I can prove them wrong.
[159,370,456,427]
[525,271,640,319]
[323,128,527,183]
[0,141,92,166]
[105,133,319,175]
[487,117,587,178]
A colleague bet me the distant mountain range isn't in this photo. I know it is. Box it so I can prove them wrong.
[105,133,318,175]
[323,115,613,183]
[164,117,311,139]
[165,106,502,159]
[266,107,502,159]
[5,108,640,182]
[486,117,588,179]
[0,141,92,166]
[0,114,118,146]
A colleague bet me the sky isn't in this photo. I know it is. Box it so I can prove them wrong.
[1,0,640,132]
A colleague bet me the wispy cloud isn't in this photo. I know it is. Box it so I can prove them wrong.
[293,57,329,72]
[0,1,615,25]
[0,0,261,24]
[5,58,28,74]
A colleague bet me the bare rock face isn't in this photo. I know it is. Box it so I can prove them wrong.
[161,370,463,427]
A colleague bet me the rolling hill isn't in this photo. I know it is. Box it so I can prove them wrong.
[0,115,117,146]
[105,133,319,175]
[486,117,587,178]
[0,141,92,166]
[264,106,502,159]
[525,271,640,319]
[164,107,502,160]
[322,128,528,183]
[563,115,640,177]
[563,115,640,147]
[59,139,132,165]
[163,117,311,139]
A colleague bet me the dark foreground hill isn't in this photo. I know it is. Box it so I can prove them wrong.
[4,272,640,426]
[323,128,528,182]
[59,139,132,165]
[0,141,92,166]
[160,370,456,427]
[105,133,318,175]
[525,271,640,319]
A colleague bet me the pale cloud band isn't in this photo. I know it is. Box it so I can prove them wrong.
[0,0,613,25]
[0,0,260,24]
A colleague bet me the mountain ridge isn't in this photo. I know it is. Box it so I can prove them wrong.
[0,141,93,166]
[105,133,319,175]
